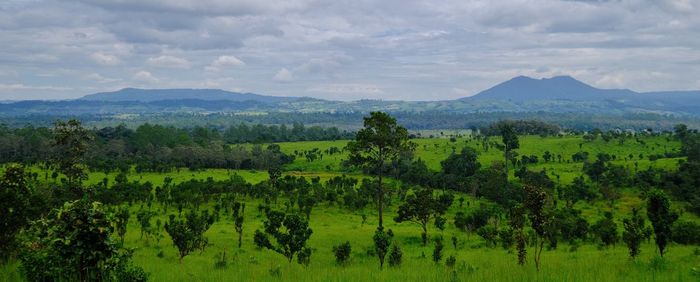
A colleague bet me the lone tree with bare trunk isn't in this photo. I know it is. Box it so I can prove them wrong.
[346,112,415,229]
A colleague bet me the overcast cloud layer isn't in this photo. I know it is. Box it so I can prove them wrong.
[0,0,699,100]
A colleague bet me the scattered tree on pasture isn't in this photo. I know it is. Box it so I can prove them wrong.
[394,188,453,245]
[164,210,214,262]
[346,112,415,229]
[254,210,313,264]
[646,189,678,257]
[622,208,651,259]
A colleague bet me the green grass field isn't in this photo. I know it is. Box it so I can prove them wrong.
[3,199,697,282]
[2,135,698,282]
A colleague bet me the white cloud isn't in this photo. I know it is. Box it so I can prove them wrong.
[308,83,383,94]
[132,71,159,84]
[84,73,120,83]
[206,55,245,71]
[89,52,120,66]
[273,68,294,82]
[0,83,72,91]
[147,55,191,69]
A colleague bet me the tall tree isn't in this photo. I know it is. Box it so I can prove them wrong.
[646,190,678,257]
[523,185,550,271]
[232,201,245,248]
[52,119,92,187]
[622,208,651,259]
[0,164,31,258]
[498,123,519,180]
[346,112,415,229]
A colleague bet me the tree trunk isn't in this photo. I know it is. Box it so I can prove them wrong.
[378,151,384,229]
[378,171,383,229]
[504,145,509,180]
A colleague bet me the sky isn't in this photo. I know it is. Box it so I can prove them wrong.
[0,0,699,101]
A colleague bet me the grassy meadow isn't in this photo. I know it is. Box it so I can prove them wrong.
[2,134,698,281]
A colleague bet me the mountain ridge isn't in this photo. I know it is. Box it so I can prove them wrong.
[80,88,310,103]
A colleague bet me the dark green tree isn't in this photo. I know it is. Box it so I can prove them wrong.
[432,236,443,264]
[523,185,550,271]
[592,211,618,247]
[394,188,453,245]
[332,241,352,266]
[646,190,678,257]
[136,210,155,241]
[373,227,393,269]
[232,201,246,248]
[509,205,527,266]
[441,147,480,177]
[164,210,214,262]
[498,123,520,179]
[345,112,415,229]
[254,210,313,264]
[114,207,130,245]
[0,164,31,259]
[622,208,651,259]
[52,119,92,187]
[20,199,147,281]
[387,244,402,267]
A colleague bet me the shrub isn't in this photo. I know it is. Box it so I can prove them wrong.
[433,237,444,264]
[446,255,457,268]
[19,199,147,281]
[332,241,352,265]
[388,244,403,267]
[671,221,700,245]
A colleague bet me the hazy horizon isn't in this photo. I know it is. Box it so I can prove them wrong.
[1,0,699,101]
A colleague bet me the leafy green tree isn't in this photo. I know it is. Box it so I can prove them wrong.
[387,244,402,267]
[20,199,147,281]
[254,210,313,264]
[508,205,527,266]
[0,164,31,259]
[561,176,596,207]
[373,227,393,269]
[523,185,551,271]
[671,221,700,245]
[136,210,155,241]
[346,112,415,229]
[498,123,519,179]
[164,210,214,262]
[592,211,618,247]
[52,119,92,187]
[646,190,678,257]
[332,241,352,266]
[441,147,480,177]
[232,201,245,248]
[622,208,651,259]
[432,236,443,264]
[476,225,499,247]
[114,207,130,245]
[394,188,453,245]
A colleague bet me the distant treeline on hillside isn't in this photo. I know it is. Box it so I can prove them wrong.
[2,111,698,131]
[0,122,351,172]
[479,120,561,136]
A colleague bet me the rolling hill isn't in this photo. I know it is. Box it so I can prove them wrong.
[80,88,306,103]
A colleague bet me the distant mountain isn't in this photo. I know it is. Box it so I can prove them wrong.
[468,75,636,102]
[80,88,305,103]
[2,76,699,117]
